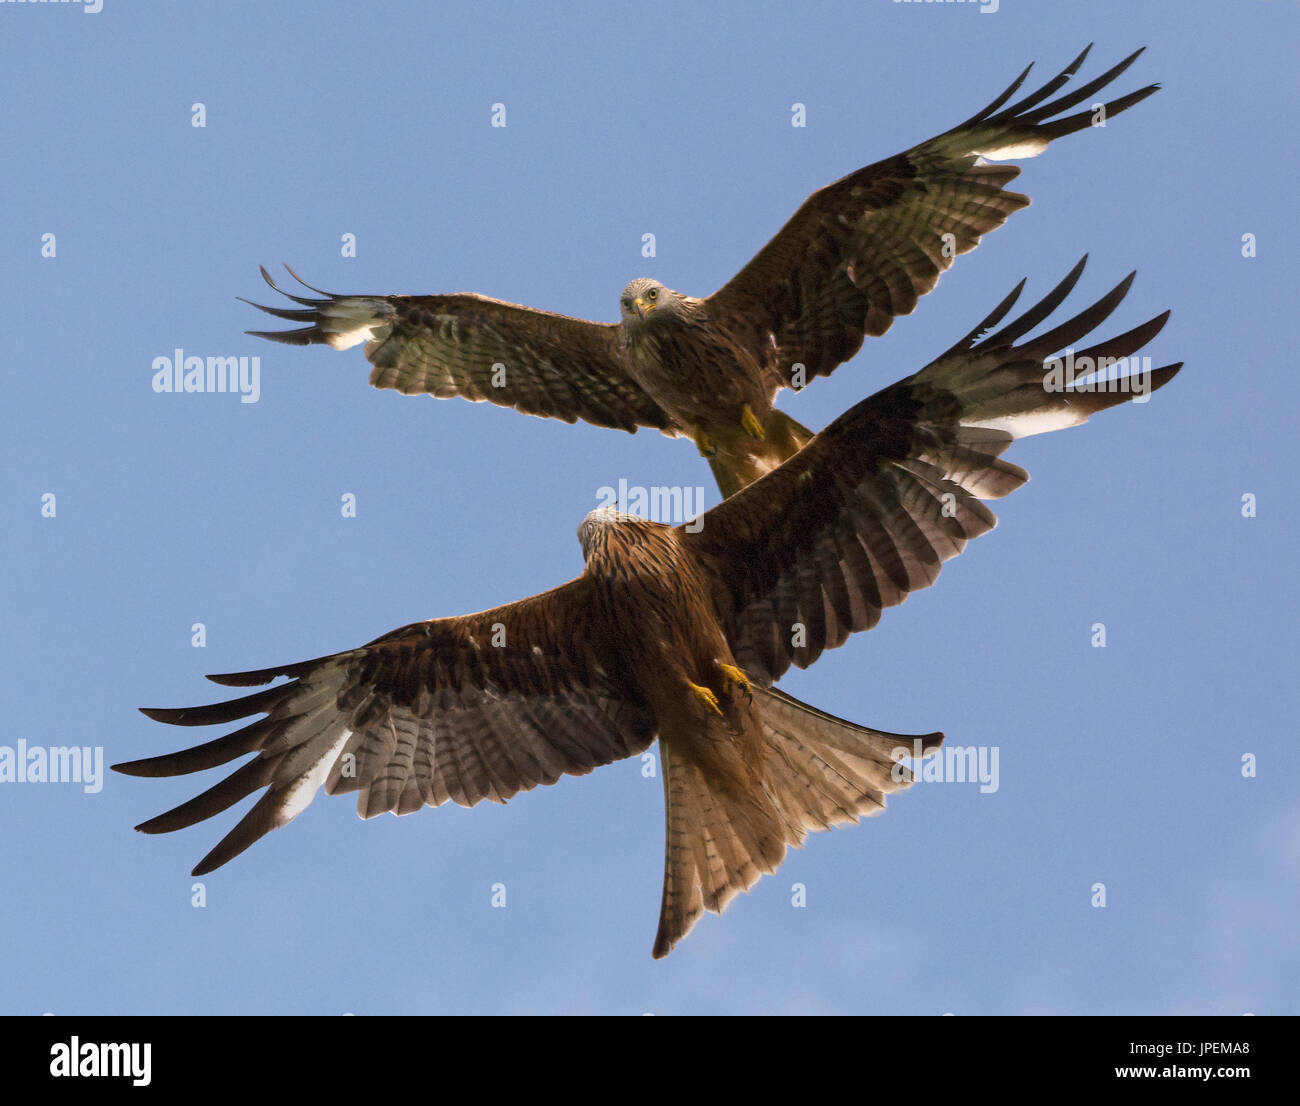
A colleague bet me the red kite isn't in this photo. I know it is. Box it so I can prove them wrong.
[244,46,1158,495]
[123,260,1179,957]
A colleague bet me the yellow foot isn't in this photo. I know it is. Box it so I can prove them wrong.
[688,680,724,718]
[741,404,766,441]
[694,428,717,459]
[717,662,753,700]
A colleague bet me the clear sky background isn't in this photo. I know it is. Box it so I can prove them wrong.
[2,1,1295,1015]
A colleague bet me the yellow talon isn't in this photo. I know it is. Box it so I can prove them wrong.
[694,428,717,459]
[688,680,724,718]
[718,663,752,699]
[741,404,766,441]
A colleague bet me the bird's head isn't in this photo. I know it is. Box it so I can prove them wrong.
[578,506,623,561]
[578,506,662,563]
[619,278,688,330]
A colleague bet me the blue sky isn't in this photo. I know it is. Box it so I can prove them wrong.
[2,1,1295,1015]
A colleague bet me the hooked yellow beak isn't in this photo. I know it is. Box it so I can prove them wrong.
[633,296,655,315]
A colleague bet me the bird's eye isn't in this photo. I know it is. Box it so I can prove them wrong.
[622,299,632,309]
[647,288,658,300]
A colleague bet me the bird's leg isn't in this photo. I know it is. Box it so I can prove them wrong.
[716,662,753,702]
[740,404,766,441]
[687,680,725,719]
[693,427,717,459]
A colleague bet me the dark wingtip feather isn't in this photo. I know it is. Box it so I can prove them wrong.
[282,265,335,297]
[251,264,332,308]
[134,683,291,727]
[245,327,318,346]
[207,667,288,687]
[114,718,273,779]
[206,653,331,686]
[941,278,1027,359]
[975,255,1090,352]
[1036,83,1162,141]
[1059,361,1183,420]
[138,706,177,723]
[237,297,320,322]
[993,44,1095,121]
[133,757,278,836]
[958,60,1035,128]
[1023,48,1155,127]
[1147,362,1183,393]
[1070,310,1172,367]
[1024,270,1136,355]
[190,793,285,875]
[968,45,1155,141]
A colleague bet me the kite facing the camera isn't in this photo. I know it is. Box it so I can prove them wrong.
[245,46,1158,495]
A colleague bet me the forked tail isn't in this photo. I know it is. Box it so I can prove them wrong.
[654,685,941,957]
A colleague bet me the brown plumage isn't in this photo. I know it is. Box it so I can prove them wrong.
[243,45,1159,496]
[122,261,1180,957]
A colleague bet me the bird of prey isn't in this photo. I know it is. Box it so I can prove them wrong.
[122,260,1179,957]
[244,45,1158,496]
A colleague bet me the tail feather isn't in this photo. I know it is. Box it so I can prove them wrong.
[652,686,942,958]
[756,687,943,840]
[708,408,817,498]
[654,740,788,958]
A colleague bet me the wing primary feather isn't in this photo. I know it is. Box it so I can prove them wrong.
[955,60,1035,128]
[988,43,1094,121]
[245,326,319,345]
[976,255,1090,351]
[133,755,283,835]
[1035,84,1162,142]
[257,264,327,306]
[1021,47,1148,122]
[113,718,274,778]
[1021,271,1137,354]
[237,299,320,323]
[938,278,1027,359]
[282,264,338,297]
[137,683,293,726]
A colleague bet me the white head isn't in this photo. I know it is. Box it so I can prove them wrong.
[619,278,689,329]
[577,506,643,561]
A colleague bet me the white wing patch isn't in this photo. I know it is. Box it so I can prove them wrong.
[277,727,353,826]
[319,297,395,351]
[964,407,1087,440]
[970,136,1051,161]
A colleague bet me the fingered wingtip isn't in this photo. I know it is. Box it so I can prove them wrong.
[138,706,173,723]
[1066,43,1095,72]
[282,264,333,296]
[251,263,335,302]
[1149,362,1184,391]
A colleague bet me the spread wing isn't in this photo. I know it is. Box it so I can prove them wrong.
[114,578,656,875]
[244,268,672,434]
[686,257,1181,685]
[704,45,1160,392]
